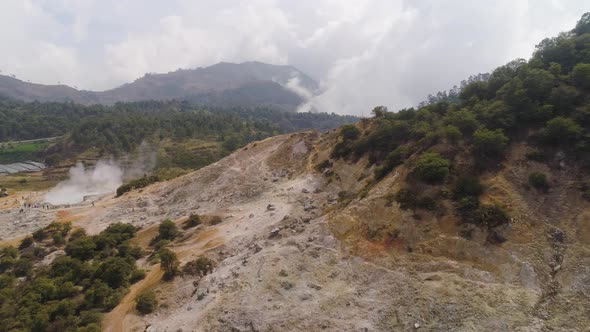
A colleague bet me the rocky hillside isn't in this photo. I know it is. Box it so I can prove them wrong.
[0,62,318,109]
[1,12,590,332]
[0,124,589,331]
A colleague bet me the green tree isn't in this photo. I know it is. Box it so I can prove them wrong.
[159,248,179,280]
[136,291,158,315]
[158,220,179,241]
[472,128,508,160]
[414,153,451,184]
[542,116,582,145]
[572,63,590,90]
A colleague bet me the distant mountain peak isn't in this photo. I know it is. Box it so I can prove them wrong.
[0,61,319,110]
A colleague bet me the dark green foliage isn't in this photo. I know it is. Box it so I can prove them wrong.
[0,223,143,330]
[529,172,550,192]
[19,236,33,250]
[65,237,97,260]
[159,248,179,280]
[572,63,590,90]
[453,176,484,199]
[541,116,583,146]
[136,290,158,315]
[525,149,547,162]
[130,269,146,283]
[183,256,215,277]
[340,124,361,140]
[374,147,408,179]
[414,153,451,184]
[394,188,416,210]
[116,175,160,197]
[472,128,508,160]
[472,205,511,228]
[183,214,201,229]
[158,220,179,241]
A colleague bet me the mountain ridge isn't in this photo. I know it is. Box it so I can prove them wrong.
[0,61,318,109]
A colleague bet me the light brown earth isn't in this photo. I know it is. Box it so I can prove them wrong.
[1,131,590,331]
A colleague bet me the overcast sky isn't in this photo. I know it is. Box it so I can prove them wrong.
[0,0,588,115]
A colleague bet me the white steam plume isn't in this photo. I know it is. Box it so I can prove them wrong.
[44,160,123,205]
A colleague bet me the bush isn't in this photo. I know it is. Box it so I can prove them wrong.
[472,128,508,160]
[183,214,201,229]
[136,290,158,315]
[159,248,179,280]
[183,256,215,277]
[116,175,160,197]
[541,116,582,146]
[414,152,451,184]
[529,172,549,192]
[394,188,417,210]
[443,125,462,143]
[374,147,408,180]
[19,236,34,250]
[416,196,437,211]
[340,125,361,140]
[572,63,590,90]
[473,205,510,228]
[158,220,179,241]
[209,216,223,225]
[525,149,547,162]
[65,237,97,260]
[453,176,484,199]
[52,233,65,246]
[130,269,146,283]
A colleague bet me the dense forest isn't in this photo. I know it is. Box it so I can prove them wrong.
[0,98,356,155]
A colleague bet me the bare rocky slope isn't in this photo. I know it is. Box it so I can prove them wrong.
[1,127,589,331]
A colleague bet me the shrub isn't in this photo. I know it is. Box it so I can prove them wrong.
[69,228,87,242]
[65,237,97,260]
[94,257,135,288]
[472,128,508,160]
[394,188,417,210]
[159,248,179,280]
[209,216,223,225]
[572,63,590,90]
[414,152,451,184]
[158,220,179,241]
[183,256,215,277]
[52,233,65,246]
[416,196,437,211]
[136,291,158,315]
[453,176,484,199]
[528,172,549,192]
[130,269,146,283]
[183,214,201,229]
[116,175,160,197]
[473,205,510,228]
[525,149,547,162]
[541,116,582,146]
[340,125,361,140]
[374,147,408,180]
[443,125,462,144]
[19,236,34,250]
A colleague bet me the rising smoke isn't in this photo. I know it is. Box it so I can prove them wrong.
[44,160,123,205]
[44,141,158,205]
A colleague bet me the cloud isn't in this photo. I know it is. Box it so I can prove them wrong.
[0,0,587,114]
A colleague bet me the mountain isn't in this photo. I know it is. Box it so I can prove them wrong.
[2,12,590,332]
[0,61,319,109]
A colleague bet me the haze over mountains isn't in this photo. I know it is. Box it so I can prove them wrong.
[0,61,318,110]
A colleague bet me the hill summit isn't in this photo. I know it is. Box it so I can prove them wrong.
[0,61,318,109]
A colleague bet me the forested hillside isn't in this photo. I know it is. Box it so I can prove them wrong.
[325,13,590,247]
[0,98,356,163]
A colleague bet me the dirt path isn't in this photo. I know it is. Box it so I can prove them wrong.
[103,265,164,332]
